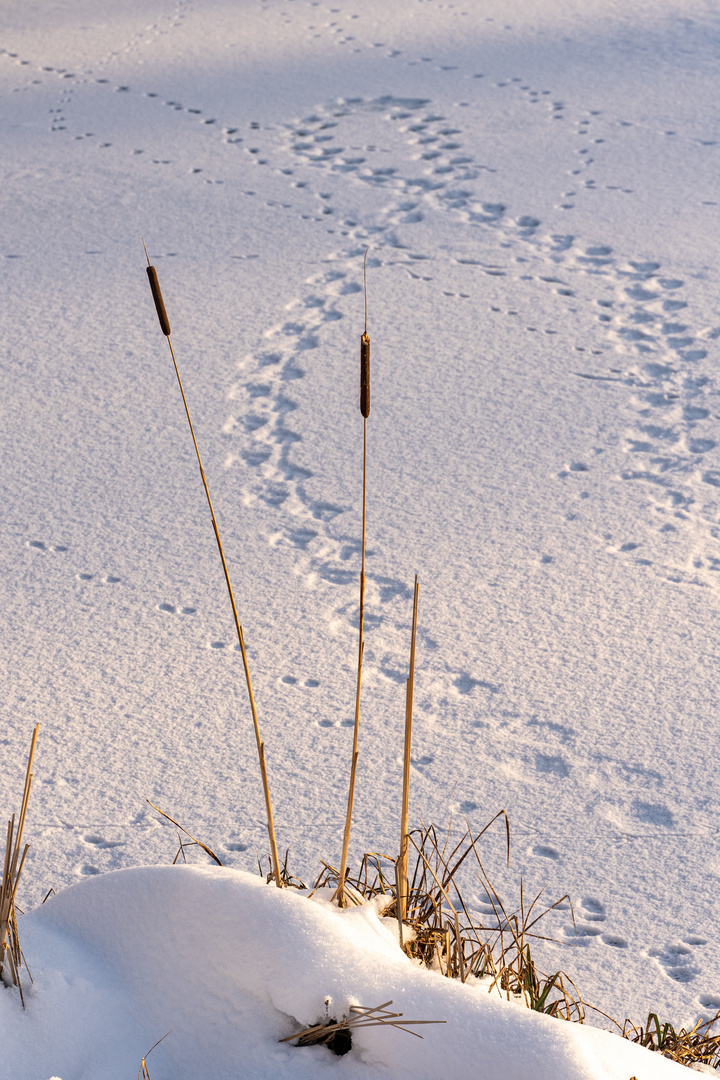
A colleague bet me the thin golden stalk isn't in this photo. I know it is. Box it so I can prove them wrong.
[336,250,370,907]
[0,725,39,1006]
[398,575,419,922]
[142,243,281,887]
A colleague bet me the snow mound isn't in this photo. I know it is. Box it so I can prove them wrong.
[1,866,686,1079]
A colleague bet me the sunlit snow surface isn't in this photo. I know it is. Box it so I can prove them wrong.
[0,866,693,1079]
[1,0,719,1072]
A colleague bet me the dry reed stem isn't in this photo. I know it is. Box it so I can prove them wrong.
[0,725,39,1006]
[142,244,281,887]
[398,575,419,922]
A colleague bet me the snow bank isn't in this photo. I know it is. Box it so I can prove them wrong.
[1,867,686,1079]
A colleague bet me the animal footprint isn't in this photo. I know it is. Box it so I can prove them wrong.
[650,942,699,983]
[580,897,606,922]
[84,834,124,849]
[27,539,68,553]
[531,844,560,860]
[601,934,628,948]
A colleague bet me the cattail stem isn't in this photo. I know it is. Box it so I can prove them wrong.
[143,244,282,888]
[398,575,419,923]
[336,418,367,906]
[336,252,371,907]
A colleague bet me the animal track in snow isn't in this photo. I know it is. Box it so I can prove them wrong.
[22,47,716,667]
[530,844,560,860]
[27,539,68,553]
[650,941,700,984]
[84,834,124,850]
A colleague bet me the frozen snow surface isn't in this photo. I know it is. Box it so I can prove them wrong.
[1,0,720,1074]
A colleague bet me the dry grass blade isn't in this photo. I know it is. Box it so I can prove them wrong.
[138,1031,172,1080]
[0,725,39,1007]
[256,848,307,889]
[147,800,223,866]
[409,838,465,982]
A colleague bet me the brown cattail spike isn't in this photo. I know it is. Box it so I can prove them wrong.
[146,265,171,337]
[360,248,370,417]
[360,331,370,418]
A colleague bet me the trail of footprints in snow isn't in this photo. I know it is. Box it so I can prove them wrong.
[217,95,720,598]
[25,539,123,584]
[521,865,717,1004]
[5,57,718,609]
[18,55,715,613]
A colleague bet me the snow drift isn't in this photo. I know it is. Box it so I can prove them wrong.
[2,866,687,1079]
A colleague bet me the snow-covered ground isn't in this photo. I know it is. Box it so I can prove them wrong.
[0,864,697,1079]
[1,0,719,1075]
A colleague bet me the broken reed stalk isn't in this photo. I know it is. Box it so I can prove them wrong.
[397,575,419,923]
[0,725,39,1006]
[142,242,281,888]
[280,1000,446,1047]
[336,249,370,907]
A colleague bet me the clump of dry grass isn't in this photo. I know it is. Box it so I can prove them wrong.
[618,1010,720,1069]
[312,812,584,1020]
[0,725,39,1007]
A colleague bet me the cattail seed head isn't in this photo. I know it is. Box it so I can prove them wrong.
[146,264,171,336]
[360,331,370,418]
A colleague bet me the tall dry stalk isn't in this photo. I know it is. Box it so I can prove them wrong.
[397,575,419,923]
[143,243,281,887]
[336,250,370,906]
[0,725,39,1006]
